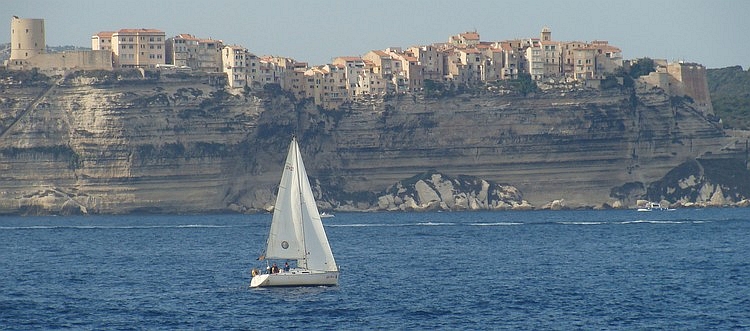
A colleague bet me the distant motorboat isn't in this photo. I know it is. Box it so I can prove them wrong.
[637,202,676,212]
[321,212,335,218]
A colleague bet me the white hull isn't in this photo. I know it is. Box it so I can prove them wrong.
[250,269,339,288]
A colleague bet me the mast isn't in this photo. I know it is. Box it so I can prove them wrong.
[295,137,309,270]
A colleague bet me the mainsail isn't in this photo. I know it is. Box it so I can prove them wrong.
[262,138,337,271]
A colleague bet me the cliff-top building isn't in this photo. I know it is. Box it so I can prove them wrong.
[6,16,111,71]
[165,34,223,72]
[9,16,45,63]
[106,28,166,68]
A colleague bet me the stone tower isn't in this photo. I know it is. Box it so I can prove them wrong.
[9,16,45,61]
[541,26,551,42]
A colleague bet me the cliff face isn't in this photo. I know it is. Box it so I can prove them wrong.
[295,87,734,209]
[0,70,741,214]
[0,71,264,214]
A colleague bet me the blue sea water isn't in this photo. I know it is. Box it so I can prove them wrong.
[1,209,749,330]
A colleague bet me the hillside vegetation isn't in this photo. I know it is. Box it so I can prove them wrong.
[707,66,750,129]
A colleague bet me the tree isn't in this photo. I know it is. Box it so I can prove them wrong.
[629,57,656,78]
[514,73,537,96]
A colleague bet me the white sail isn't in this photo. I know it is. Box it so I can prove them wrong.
[264,139,306,261]
[262,137,337,272]
[296,150,337,272]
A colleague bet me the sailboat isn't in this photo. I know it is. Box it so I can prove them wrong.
[250,136,339,287]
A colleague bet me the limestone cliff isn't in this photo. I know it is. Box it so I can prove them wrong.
[0,70,745,215]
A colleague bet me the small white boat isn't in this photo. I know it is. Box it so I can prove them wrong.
[320,212,335,218]
[250,137,339,288]
[637,202,675,212]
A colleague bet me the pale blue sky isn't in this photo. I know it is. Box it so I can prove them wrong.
[2,0,747,69]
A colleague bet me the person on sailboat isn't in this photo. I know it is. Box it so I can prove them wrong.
[272,263,280,274]
[284,262,290,272]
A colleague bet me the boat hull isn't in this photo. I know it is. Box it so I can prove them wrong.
[250,270,339,288]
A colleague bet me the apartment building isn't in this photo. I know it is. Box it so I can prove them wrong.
[363,50,399,93]
[285,66,308,100]
[590,40,622,74]
[478,47,504,81]
[222,45,250,88]
[165,34,223,72]
[541,40,562,77]
[525,39,545,80]
[109,28,166,68]
[165,34,196,67]
[449,31,480,48]
[446,47,485,85]
[407,45,445,81]
[91,31,114,51]
[356,60,387,96]
[333,56,366,98]
[305,64,348,109]
[572,47,598,80]
[393,51,423,92]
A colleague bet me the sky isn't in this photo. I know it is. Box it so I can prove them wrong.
[2,0,748,69]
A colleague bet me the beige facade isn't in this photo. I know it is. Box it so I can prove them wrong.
[638,60,713,113]
[572,47,598,80]
[9,50,113,71]
[496,42,520,79]
[304,65,348,109]
[333,57,366,97]
[454,48,484,84]
[356,61,387,96]
[91,31,114,51]
[363,50,398,93]
[165,34,223,72]
[110,28,166,68]
[449,31,480,48]
[165,34,197,67]
[285,66,308,100]
[525,39,544,80]
[541,41,562,76]
[408,45,445,81]
[222,45,250,88]
[7,17,110,71]
[590,40,622,74]
[10,16,45,61]
[562,41,587,75]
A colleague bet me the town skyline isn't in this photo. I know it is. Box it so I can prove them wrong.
[2,0,748,70]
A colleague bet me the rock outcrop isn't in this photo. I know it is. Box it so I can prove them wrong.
[372,170,531,212]
[645,158,750,208]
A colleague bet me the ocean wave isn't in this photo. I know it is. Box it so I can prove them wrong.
[621,220,687,224]
[470,222,523,226]
[415,222,455,226]
[556,221,605,225]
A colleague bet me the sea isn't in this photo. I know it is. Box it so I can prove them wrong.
[1,209,749,330]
